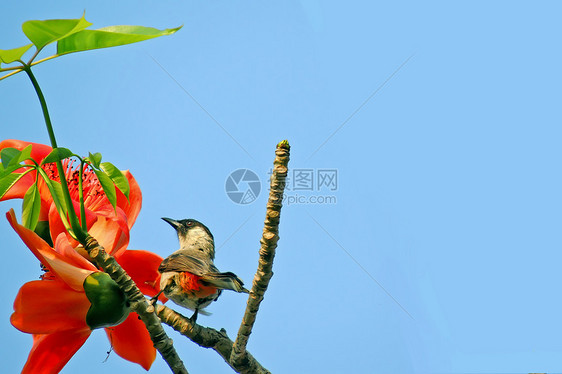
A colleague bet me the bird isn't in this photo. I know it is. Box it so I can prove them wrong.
[153,217,249,323]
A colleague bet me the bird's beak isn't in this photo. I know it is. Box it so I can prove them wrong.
[162,217,181,230]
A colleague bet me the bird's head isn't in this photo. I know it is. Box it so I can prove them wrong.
[162,217,215,259]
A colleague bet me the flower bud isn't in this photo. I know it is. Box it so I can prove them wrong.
[83,272,130,329]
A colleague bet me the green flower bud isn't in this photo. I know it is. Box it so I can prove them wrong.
[83,272,130,329]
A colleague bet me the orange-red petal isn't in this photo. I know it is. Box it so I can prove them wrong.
[21,329,91,374]
[47,199,130,257]
[47,200,97,249]
[0,171,35,201]
[0,139,52,161]
[118,250,166,301]
[105,312,156,371]
[54,233,98,271]
[88,206,130,257]
[47,202,69,246]
[116,170,142,228]
[6,209,95,290]
[11,279,90,334]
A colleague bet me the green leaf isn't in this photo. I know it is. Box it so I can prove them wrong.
[0,44,33,67]
[49,179,67,212]
[93,169,116,210]
[1,148,20,168]
[22,183,41,231]
[85,152,102,169]
[100,162,129,199]
[0,162,30,180]
[57,25,182,55]
[83,272,129,329]
[41,147,73,165]
[18,145,33,164]
[34,220,53,247]
[22,14,92,51]
[0,146,34,181]
[37,169,72,235]
[0,145,32,169]
[0,173,26,200]
[38,170,67,213]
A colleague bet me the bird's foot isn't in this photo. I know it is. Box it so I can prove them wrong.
[189,309,199,324]
[150,290,163,307]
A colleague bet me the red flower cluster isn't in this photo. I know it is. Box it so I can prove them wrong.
[1,139,163,373]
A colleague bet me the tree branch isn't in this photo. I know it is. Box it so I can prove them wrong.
[231,140,290,366]
[157,305,270,374]
[83,236,188,374]
[151,140,289,373]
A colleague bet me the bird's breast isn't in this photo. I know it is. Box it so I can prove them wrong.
[160,271,219,311]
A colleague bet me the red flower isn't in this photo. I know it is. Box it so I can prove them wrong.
[7,209,163,373]
[0,139,141,257]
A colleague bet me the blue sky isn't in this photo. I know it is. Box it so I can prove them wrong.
[1,1,561,373]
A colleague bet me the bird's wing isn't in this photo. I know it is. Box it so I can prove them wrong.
[158,252,208,276]
[200,272,249,293]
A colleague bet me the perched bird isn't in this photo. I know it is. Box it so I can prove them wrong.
[154,217,249,322]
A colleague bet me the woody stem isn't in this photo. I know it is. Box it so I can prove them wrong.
[84,236,189,374]
[231,140,290,366]
[157,304,270,374]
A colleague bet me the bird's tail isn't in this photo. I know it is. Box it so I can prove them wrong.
[200,272,249,293]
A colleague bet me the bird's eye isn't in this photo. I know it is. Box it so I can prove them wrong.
[186,221,193,226]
